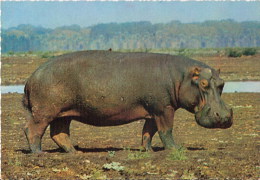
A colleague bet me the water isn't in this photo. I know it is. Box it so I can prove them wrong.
[223,81,260,93]
[1,85,24,94]
[1,81,260,94]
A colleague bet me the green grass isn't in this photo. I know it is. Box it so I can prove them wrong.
[127,150,150,160]
[103,162,125,172]
[107,150,116,157]
[8,158,22,166]
[167,147,188,161]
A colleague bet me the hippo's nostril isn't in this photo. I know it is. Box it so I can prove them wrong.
[214,112,220,117]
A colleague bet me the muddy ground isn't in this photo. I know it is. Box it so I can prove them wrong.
[1,53,260,179]
[1,93,259,179]
[1,54,260,85]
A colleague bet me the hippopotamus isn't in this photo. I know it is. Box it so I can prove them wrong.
[23,50,233,153]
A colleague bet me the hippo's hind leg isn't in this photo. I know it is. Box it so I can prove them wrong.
[50,117,76,153]
[142,119,158,151]
[24,114,50,153]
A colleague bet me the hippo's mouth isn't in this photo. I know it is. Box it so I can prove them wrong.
[194,100,233,129]
[195,104,212,128]
[194,87,232,129]
[194,89,213,128]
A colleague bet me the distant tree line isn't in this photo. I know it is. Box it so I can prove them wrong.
[2,20,260,53]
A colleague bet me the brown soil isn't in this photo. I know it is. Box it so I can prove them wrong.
[196,55,260,81]
[1,93,259,179]
[1,54,260,85]
[1,56,47,85]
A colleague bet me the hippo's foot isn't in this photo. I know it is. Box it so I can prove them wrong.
[164,144,182,151]
[51,134,76,153]
[158,128,179,150]
[141,144,153,152]
[50,117,76,153]
[142,136,154,152]
[61,144,77,153]
[142,119,158,152]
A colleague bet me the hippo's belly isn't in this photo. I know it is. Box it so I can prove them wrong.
[57,105,152,126]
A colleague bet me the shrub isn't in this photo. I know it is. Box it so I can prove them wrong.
[226,48,242,57]
[7,51,15,55]
[243,48,257,56]
[41,52,55,58]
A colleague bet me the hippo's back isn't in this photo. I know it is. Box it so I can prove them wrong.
[23,50,207,115]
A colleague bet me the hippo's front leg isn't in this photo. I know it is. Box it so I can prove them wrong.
[155,106,178,149]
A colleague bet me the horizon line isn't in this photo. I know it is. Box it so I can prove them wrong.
[3,19,260,30]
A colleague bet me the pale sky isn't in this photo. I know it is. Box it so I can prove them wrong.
[2,1,260,29]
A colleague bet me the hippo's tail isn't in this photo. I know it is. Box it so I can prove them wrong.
[22,82,32,112]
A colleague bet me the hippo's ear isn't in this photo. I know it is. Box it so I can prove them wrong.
[190,67,201,85]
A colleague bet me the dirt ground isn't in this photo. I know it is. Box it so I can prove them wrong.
[1,53,260,179]
[1,54,260,85]
[1,93,259,179]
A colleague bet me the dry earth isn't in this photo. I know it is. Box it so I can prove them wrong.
[1,52,260,179]
[1,93,259,179]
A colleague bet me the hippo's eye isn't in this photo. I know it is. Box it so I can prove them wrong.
[200,79,209,88]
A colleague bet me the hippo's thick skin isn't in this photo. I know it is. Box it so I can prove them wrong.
[23,50,233,153]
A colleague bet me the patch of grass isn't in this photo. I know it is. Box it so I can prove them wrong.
[167,147,187,161]
[127,150,150,160]
[91,170,107,179]
[78,171,106,179]
[8,158,22,166]
[103,162,125,172]
[41,52,55,58]
[180,170,196,179]
[107,150,116,157]
[2,64,12,68]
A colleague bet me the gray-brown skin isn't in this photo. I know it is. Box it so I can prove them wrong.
[23,50,233,153]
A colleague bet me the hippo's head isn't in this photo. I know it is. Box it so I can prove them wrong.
[179,67,233,129]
